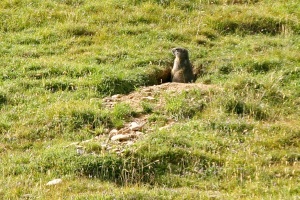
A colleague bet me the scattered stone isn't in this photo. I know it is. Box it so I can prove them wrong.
[142,96,155,101]
[119,127,130,134]
[117,149,126,154]
[109,129,119,135]
[112,94,121,99]
[129,122,140,131]
[46,179,62,186]
[126,141,134,146]
[129,122,146,131]
[112,148,120,152]
[103,128,110,134]
[111,134,134,142]
[135,131,144,136]
[142,88,152,92]
[76,146,85,155]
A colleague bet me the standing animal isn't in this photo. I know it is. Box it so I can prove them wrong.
[171,47,194,83]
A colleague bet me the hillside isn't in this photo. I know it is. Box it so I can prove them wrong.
[0,0,299,199]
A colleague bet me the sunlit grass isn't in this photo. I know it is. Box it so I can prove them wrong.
[0,0,299,199]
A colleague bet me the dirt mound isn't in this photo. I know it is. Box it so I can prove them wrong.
[70,83,214,155]
[103,82,213,110]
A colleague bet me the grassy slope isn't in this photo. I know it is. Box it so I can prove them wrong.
[0,0,299,199]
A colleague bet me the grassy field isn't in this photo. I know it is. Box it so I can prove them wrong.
[0,0,299,199]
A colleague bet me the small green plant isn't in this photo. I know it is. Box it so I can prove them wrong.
[225,98,269,120]
[0,0,299,198]
[96,76,136,96]
[165,91,206,120]
[112,103,135,128]
[141,101,154,113]
[0,93,8,107]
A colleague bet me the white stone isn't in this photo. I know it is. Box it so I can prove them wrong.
[46,179,62,186]
[112,94,121,99]
[135,131,144,136]
[126,141,134,146]
[142,96,155,101]
[76,147,85,155]
[111,134,132,141]
[109,129,118,135]
[129,122,143,131]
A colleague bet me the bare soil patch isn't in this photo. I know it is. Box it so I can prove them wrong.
[103,82,214,111]
[70,83,215,154]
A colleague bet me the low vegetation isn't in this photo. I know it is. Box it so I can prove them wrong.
[0,0,299,199]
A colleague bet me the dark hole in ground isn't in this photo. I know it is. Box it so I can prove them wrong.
[155,67,172,84]
[96,65,203,96]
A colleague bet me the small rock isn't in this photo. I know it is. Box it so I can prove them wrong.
[111,134,133,142]
[119,127,130,134]
[76,148,85,155]
[112,94,121,99]
[103,128,110,134]
[135,131,144,136]
[129,122,146,131]
[112,148,120,152]
[109,129,119,135]
[46,179,62,186]
[129,122,140,131]
[142,96,155,101]
[126,141,134,146]
[143,88,152,92]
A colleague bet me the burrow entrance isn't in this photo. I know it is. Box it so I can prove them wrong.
[96,64,203,97]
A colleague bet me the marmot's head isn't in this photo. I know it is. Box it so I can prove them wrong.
[172,47,189,59]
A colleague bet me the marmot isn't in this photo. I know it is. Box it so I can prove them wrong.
[171,47,194,83]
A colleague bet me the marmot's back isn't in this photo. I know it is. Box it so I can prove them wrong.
[171,47,194,83]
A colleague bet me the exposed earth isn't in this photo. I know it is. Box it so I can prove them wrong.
[69,82,216,154]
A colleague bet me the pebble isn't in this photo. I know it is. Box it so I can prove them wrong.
[46,179,62,186]
[126,141,134,146]
[142,96,155,101]
[109,129,119,135]
[112,94,121,99]
[76,147,85,155]
[129,122,146,131]
[135,131,144,136]
[111,134,133,142]
[142,88,152,92]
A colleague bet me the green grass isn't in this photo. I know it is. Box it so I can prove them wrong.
[0,0,299,199]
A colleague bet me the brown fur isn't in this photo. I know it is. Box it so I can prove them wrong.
[171,47,194,83]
